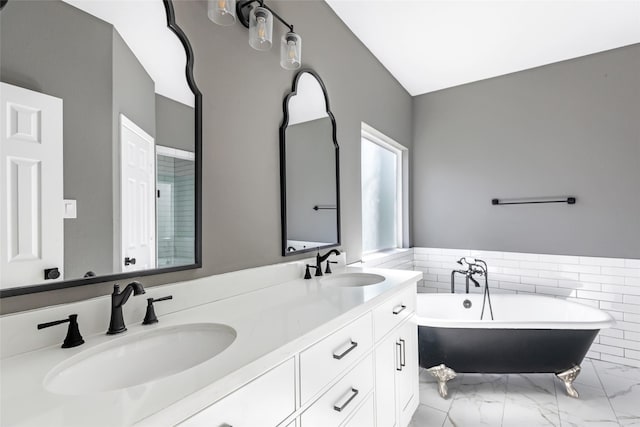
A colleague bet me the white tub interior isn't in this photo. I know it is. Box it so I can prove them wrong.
[415,293,615,330]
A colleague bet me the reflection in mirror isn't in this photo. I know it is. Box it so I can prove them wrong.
[0,0,200,294]
[280,70,340,255]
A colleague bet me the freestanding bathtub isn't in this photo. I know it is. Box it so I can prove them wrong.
[415,293,615,398]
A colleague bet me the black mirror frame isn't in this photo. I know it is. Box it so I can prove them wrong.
[0,0,202,298]
[280,69,341,257]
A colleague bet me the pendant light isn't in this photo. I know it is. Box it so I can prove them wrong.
[211,0,302,70]
[207,0,236,26]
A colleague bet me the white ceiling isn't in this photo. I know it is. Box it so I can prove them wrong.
[325,0,640,96]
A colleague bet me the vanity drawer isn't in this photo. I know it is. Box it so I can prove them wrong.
[300,354,373,427]
[373,284,416,342]
[299,312,373,404]
[343,392,375,427]
[179,358,295,427]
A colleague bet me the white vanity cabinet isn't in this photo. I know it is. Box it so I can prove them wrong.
[176,281,418,427]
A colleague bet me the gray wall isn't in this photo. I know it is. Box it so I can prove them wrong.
[156,94,195,152]
[412,44,640,258]
[1,0,412,313]
[0,0,115,279]
[286,117,337,243]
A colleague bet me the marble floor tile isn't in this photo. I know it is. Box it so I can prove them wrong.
[444,375,507,427]
[597,370,640,424]
[410,360,640,427]
[593,359,640,383]
[407,404,447,427]
[556,383,619,427]
[443,397,505,427]
[502,374,560,427]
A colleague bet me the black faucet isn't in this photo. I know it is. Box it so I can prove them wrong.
[315,249,341,277]
[107,281,145,335]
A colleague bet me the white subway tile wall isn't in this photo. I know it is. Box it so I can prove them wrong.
[360,248,640,368]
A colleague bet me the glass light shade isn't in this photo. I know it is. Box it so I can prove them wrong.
[207,0,236,26]
[280,32,302,70]
[249,6,273,51]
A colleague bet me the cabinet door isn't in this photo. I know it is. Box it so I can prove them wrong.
[374,332,397,427]
[397,318,418,426]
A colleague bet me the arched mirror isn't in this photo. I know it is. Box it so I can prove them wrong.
[280,70,340,256]
[0,0,201,297]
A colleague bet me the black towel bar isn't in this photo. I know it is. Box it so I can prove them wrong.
[491,197,576,206]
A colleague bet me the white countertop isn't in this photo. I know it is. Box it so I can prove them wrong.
[0,266,421,426]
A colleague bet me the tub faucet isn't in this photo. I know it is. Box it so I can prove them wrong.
[107,281,145,335]
[451,258,494,320]
[315,249,341,277]
[451,257,487,293]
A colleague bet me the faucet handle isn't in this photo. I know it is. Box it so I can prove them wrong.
[304,264,319,279]
[37,314,85,348]
[325,261,338,274]
[142,296,173,325]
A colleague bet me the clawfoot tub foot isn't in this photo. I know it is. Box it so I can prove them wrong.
[556,365,581,398]
[427,364,457,399]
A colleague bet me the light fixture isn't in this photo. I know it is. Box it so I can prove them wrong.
[207,0,236,26]
[249,5,272,51]
[280,32,301,70]
[210,0,302,70]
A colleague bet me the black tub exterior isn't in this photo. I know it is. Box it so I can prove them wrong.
[418,326,599,373]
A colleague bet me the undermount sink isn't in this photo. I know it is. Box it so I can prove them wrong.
[321,272,385,287]
[44,323,236,395]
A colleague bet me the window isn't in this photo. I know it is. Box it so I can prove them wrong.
[361,123,407,254]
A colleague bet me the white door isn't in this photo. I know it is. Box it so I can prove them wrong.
[120,114,155,272]
[0,83,64,288]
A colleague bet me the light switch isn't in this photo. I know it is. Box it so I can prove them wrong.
[64,199,77,219]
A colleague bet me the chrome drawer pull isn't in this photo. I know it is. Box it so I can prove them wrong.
[333,388,359,412]
[400,338,406,367]
[396,341,402,371]
[392,304,407,315]
[333,340,358,360]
